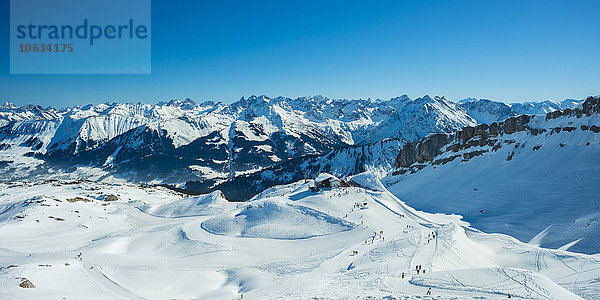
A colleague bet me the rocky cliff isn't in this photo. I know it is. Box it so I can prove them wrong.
[395,96,600,172]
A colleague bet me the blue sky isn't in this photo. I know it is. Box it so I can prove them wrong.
[1,0,599,107]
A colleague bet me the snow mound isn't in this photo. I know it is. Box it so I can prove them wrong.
[201,201,356,239]
[350,172,386,191]
[139,191,227,218]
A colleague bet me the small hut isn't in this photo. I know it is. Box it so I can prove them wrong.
[311,173,342,191]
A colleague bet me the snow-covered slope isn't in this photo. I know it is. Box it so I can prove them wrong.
[385,96,600,254]
[0,174,598,299]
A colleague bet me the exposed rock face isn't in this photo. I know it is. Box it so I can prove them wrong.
[394,96,599,171]
[396,134,448,168]
[19,278,35,288]
[66,197,92,203]
[463,149,488,160]
[104,194,119,202]
[395,115,530,168]
[582,96,600,115]
[503,115,531,134]
[546,96,600,120]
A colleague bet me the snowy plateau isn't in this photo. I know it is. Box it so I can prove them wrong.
[0,95,598,299]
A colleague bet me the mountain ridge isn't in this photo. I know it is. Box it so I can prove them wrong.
[0,95,588,197]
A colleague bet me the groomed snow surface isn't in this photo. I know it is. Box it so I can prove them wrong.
[384,114,600,255]
[0,174,598,299]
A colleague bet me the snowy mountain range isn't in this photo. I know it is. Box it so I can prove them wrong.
[0,95,582,195]
[458,98,583,124]
[191,96,584,200]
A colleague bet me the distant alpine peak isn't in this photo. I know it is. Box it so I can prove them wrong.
[388,94,410,102]
[414,95,451,104]
[161,98,198,109]
[421,95,434,101]
[457,97,478,104]
[235,95,273,108]
[1,101,18,109]
[311,94,328,102]
[245,95,271,102]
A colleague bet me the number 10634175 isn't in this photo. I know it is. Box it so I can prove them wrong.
[18,43,73,53]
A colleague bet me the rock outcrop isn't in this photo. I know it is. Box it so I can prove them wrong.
[19,278,35,288]
[546,96,600,120]
[104,194,119,202]
[394,96,599,171]
[396,134,448,168]
[66,197,92,203]
[394,114,531,169]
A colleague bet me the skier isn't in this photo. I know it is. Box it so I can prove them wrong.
[426,288,431,296]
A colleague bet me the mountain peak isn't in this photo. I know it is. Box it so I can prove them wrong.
[421,95,434,101]
[458,97,478,104]
[1,101,17,109]
[162,98,198,110]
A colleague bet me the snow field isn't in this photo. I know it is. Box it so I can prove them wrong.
[0,174,597,299]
